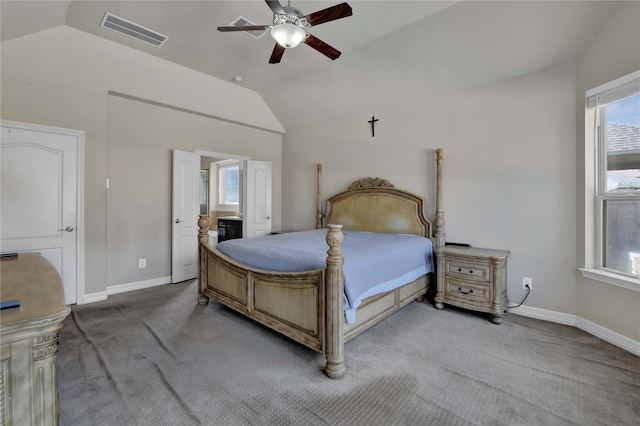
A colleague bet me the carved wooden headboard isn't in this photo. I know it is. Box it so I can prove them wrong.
[324,179,431,237]
[315,148,445,246]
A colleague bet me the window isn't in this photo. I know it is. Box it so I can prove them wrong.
[219,163,239,205]
[582,71,640,288]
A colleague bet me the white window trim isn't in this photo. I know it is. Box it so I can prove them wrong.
[579,268,640,292]
[581,70,640,292]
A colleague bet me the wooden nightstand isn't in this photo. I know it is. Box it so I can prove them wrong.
[434,246,510,324]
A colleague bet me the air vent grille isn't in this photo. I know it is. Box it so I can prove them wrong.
[230,15,267,39]
[100,13,168,47]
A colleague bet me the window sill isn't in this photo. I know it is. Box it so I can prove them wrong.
[578,268,640,292]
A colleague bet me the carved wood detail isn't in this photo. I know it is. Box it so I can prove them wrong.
[324,224,346,379]
[32,332,59,361]
[197,214,211,304]
[434,148,445,250]
[316,163,323,229]
[1,253,70,425]
[348,177,395,190]
[197,214,210,244]
[0,357,7,426]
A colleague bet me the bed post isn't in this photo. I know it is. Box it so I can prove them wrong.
[316,163,323,229]
[197,214,210,305]
[434,148,445,249]
[434,148,446,310]
[325,224,346,379]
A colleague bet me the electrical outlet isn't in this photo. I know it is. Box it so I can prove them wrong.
[139,258,146,269]
[523,276,533,290]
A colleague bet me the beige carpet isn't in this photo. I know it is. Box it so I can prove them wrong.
[57,280,639,425]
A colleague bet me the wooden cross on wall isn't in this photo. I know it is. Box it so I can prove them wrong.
[368,116,379,137]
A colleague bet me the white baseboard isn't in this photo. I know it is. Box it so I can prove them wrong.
[575,317,640,356]
[80,276,171,304]
[81,291,108,304]
[509,305,640,356]
[107,276,172,295]
[508,305,576,326]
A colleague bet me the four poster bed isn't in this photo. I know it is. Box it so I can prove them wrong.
[197,148,446,378]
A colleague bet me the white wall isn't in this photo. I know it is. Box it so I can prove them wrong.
[283,63,579,316]
[576,1,640,341]
[106,95,280,287]
[1,26,284,296]
[282,1,639,344]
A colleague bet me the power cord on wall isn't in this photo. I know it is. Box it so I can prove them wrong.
[507,283,531,309]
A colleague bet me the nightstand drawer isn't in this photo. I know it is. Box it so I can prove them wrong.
[444,278,490,304]
[445,260,489,282]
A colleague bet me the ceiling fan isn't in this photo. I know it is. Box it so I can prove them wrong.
[217,0,353,64]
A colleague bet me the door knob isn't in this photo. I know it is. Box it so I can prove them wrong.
[264,216,271,220]
[175,219,185,224]
[58,226,74,232]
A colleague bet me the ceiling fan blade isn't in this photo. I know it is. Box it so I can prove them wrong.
[304,34,341,60]
[269,43,286,64]
[305,2,353,27]
[217,25,271,32]
[265,0,285,15]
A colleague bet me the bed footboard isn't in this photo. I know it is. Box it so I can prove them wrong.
[204,249,326,351]
[198,220,346,377]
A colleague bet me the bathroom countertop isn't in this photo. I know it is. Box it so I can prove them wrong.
[217,216,242,221]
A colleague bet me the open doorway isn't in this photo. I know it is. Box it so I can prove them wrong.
[172,149,271,283]
[196,151,273,243]
[172,150,247,283]
[199,154,245,247]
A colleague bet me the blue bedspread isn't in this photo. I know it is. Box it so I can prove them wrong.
[216,229,433,324]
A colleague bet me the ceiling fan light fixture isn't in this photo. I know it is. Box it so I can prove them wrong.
[271,22,306,48]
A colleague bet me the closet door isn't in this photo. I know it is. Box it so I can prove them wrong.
[1,121,82,304]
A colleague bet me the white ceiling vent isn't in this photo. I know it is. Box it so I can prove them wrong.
[100,13,168,47]
[230,15,267,39]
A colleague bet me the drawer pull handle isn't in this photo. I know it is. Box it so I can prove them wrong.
[458,268,462,272]
[458,287,474,295]
[469,270,474,274]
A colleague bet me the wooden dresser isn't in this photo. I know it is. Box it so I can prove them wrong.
[0,253,70,425]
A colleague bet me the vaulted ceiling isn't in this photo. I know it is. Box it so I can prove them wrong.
[1,1,625,130]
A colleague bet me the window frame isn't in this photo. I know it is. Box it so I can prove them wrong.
[580,70,640,292]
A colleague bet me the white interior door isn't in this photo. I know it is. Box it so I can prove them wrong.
[171,149,199,283]
[245,160,272,238]
[1,122,81,304]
